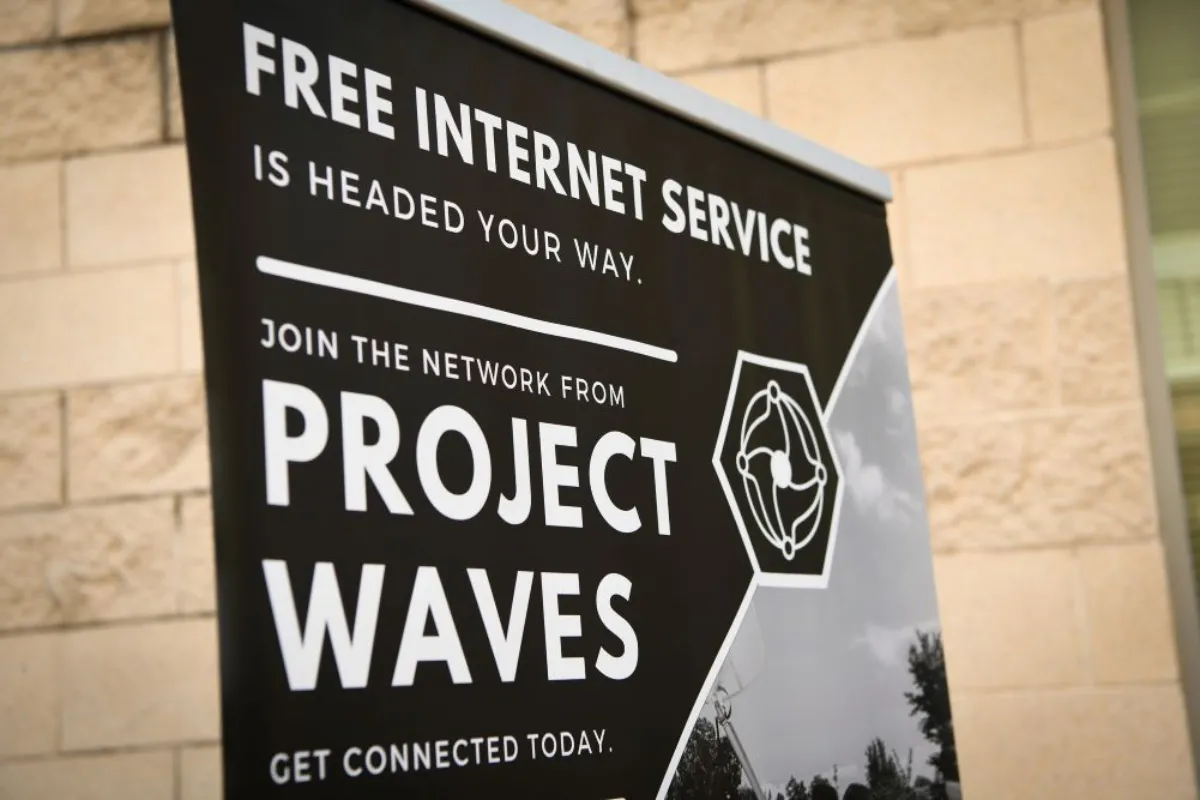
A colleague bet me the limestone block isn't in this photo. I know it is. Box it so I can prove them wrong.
[0,632,56,757]
[921,406,1155,550]
[678,65,764,117]
[0,392,61,511]
[181,746,222,800]
[68,377,208,501]
[934,550,1085,690]
[766,25,1023,167]
[0,499,175,629]
[66,145,194,270]
[0,36,161,162]
[0,159,62,277]
[633,0,1091,73]
[180,494,214,613]
[179,260,203,372]
[906,139,1126,287]
[57,0,170,37]
[508,0,629,55]
[953,685,1197,799]
[60,617,220,750]
[0,752,174,800]
[905,280,1056,423]
[0,263,178,392]
[1056,276,1140,404]
[1080,541,1180,683]
[1024,7,1111,143]
[1032,406,1156,541]
[0,0,54,46]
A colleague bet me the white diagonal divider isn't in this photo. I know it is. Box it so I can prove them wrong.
[257,255,680,364]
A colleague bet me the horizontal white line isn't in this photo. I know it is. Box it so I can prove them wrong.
[256,256,678,363]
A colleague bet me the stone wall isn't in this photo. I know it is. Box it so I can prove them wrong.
[0,1,1194,798]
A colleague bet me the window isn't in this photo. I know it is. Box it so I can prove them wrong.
[1129,0,1200,587]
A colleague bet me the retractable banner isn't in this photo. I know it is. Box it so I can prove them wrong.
[171,1,961,798]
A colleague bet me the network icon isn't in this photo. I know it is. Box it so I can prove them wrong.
[735,379,828,561]
[713,351,842,586]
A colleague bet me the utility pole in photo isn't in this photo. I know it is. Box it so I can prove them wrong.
[712,601,767,800]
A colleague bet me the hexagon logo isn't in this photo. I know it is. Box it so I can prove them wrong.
[713,351,843,588]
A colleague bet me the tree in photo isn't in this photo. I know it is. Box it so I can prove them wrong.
[912,775,936,798]
[667,717,743,800]
[904,631,958,782]
[865,738,901,791]
[865,737,918,799]
[735,789,781,800]
[843,784,871,800]
[785,777,810,800]
[811,776,837,800]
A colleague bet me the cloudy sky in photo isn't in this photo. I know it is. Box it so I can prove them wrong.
[701,279,947,790]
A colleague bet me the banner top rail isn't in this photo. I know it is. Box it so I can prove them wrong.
[410,0,894,203]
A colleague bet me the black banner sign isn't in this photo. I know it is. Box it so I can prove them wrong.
[173,1,957,798]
